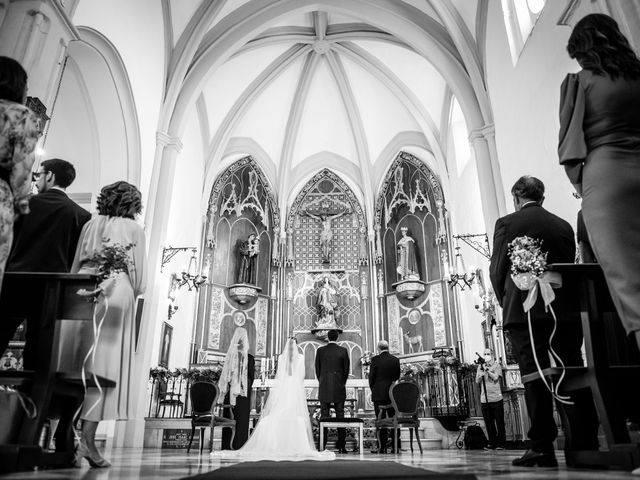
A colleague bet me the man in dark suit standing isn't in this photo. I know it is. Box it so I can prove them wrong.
[490,176,599,468]
[315,329,350,453]
[7,158,90,272]
[0,158,91,367]
[369,340,400,453]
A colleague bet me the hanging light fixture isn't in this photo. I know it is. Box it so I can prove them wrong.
[444,238,477,290]
[178,249,207,291]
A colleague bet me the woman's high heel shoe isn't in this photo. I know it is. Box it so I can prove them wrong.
[76,442,111,468]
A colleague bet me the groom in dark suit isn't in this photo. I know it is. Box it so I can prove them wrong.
[0,158,90,368]
[315,329,350,453]
[369,340,401,453]
[490,175,599,467]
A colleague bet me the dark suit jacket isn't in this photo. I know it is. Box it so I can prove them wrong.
[489,203,577,328]
[368,351,401,404]
[247,353,255,388]
[7,189,91,272]
[315,342,350,403]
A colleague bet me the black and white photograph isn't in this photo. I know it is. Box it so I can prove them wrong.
[0,1,639,479]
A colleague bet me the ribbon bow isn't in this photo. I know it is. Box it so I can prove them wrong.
[520,271,573,405]
[523,271,563,313]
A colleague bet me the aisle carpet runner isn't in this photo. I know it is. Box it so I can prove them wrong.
[181,460,477,480]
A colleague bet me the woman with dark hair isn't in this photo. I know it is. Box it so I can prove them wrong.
[0,56,39,291]
[63,181,146,467]
[559,13,640,352]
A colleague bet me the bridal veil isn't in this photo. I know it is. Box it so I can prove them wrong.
[211,338,335,461]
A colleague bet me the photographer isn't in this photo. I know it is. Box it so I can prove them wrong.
[475,349,505,450]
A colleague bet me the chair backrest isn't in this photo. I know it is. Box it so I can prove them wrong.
[389,378,420,416]
[157,379,168,398]
[190,382,218,416]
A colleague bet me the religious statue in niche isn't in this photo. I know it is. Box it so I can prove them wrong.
[301,204,349,264]
[237,234,260,285]
[317,276,338,323]
[397,227,420,281]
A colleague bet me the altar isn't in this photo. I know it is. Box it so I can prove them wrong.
[251,379,371,415]
[187,156,459,375]
[146,154,492,451]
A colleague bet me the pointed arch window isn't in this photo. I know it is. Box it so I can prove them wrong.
[502,0,547,64]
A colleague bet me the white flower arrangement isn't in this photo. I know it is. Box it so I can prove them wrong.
[508,236,548,290]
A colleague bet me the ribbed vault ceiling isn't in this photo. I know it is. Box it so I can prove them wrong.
[164,1,484,217]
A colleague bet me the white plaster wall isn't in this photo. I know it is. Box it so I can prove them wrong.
[43,61,98,207]
[44,43,130,205]
[446,99,489,362]
[484,0,589,227]
[72,0,165,201]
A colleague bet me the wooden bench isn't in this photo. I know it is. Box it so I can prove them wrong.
[0,272,116,473]
[521,264,640,470]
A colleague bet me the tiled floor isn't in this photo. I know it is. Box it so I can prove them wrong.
[1,448,637,480]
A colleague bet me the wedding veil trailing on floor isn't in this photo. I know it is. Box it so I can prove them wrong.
[211,338,335,461]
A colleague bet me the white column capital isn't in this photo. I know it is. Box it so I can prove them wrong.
[468,123,495,143]
[156,131,183,152]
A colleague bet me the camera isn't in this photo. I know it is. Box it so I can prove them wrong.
[474,352,486,370]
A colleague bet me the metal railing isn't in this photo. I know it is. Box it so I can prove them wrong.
[146,364,485,422]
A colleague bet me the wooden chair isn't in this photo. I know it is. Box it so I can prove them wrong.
[375,378,423,454]
[156,379,184,418]
[521,264,640,470]
[186,382,236,454]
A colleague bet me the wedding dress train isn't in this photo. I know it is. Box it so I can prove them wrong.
[211,339,335,461]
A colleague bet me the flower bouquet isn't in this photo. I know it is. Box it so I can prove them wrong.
[91,241,135,282]
[359,351,373,367]
[508,236,547,290]
[77,240,135,299]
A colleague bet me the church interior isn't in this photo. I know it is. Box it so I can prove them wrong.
[1,0,640,479]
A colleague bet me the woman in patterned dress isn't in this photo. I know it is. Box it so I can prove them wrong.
[0,56,39,292]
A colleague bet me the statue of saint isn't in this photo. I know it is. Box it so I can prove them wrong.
[316,276,338,325]
[237,234,260,284]
[397,227,420,280]
[302,208,347,263]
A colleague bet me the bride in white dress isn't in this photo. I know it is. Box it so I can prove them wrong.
[212,338,335,461]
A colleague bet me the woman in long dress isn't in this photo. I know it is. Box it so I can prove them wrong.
[212,338,335,461]
[559,14,640,352]
[0,56,39,292]
[67,181,146,467]
[218,327,255,449]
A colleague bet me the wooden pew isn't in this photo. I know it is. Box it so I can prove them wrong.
[521,264,640,470]
[0,272,116,473]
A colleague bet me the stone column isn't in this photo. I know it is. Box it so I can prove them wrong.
[469,123,505,237]
[116,131,182,448]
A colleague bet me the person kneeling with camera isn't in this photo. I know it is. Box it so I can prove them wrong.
[476,349,506,450]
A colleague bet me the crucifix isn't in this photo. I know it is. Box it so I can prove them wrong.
[301,202,349,263]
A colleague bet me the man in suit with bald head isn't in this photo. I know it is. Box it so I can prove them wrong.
[369,340,401,453]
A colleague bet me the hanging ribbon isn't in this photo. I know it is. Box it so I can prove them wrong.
[519,271,574,405]
[2,387,37,419]
[74,277,114,423]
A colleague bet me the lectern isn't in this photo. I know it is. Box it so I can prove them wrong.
[0,272,115,473]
